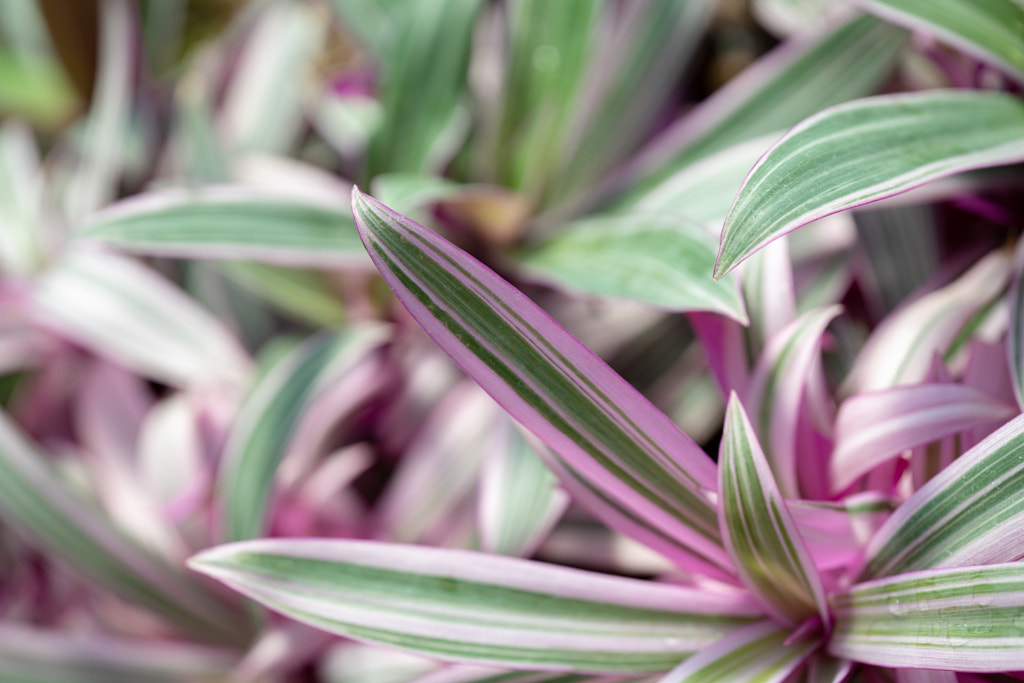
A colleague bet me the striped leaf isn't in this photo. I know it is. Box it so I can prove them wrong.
[831,383,1016,492]
[518,214,747,323]
[221,325,387,542]
[747,305,842,498]
[858,0,1024,82]
[659,620,819,683]
[622,13,905,199]
[1008,249,1024,410]
[33,248,252,389]
[720,396,828,627]
[189,539,759,673]
[0,410,245,644]
[860,412,1024,579]
[830,563,1024,671]
[0,624,234,683]
[717,91,1024,275]
[352,188,729,575]
[77,187,368,268]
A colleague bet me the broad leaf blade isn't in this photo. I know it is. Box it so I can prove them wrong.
[77,187,369,268]
[720,395,828,627]
[518,214,747,323]
[352,188,729,574]
[0,410,244,643]
[190,539,758,674]
[831,563,1024,671]
[660,620,819,683]
[717,91,1024,275]
[221,326,386,542]
[858,0,1024,82]
[860,412,1024,579]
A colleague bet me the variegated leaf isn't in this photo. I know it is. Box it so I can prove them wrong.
[831,563,1024,671]
[860,412,1024,578]
[720,395,828,627]
[190,539,759,673]
[717,91,1024,275]
[353,188,729,575]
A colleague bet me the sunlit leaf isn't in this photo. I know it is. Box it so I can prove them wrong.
[190,539,758,673]
[717,91,1024,275]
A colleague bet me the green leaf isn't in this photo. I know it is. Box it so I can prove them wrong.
[77,187,369,268]
[716,90,1024,276]
[622,13,905,199]
[190,539,758,673]
[0,410,245,644]
[831,563,1024,671]
[220,326,387,542]
[859,0,1024,82]
[518,213,747,323]
[220,262,347,328]
[660,621,819,683]
[859,412,1024,579]
[720,395,828,627]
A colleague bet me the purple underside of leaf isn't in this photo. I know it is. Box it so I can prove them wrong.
[831,383,1016,492]
[351,187,732,574]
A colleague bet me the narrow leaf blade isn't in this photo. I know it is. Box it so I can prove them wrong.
[720,395,828,626]
[352,188,729,574]
[190,539,758,674]
[717,90,1024,275]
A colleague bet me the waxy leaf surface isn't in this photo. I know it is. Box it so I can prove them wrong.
[717,90,1024,275]
[190,539,758,673]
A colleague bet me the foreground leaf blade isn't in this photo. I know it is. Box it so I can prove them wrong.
[720,395,828,627]
[77,187,369,268]
[717,90,1024,275]
[352,188,729,574]
[190,539,757,674]
[860,412,1024,579]
[831,563,1024,671]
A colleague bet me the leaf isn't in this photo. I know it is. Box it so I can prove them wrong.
[220,262,348,327]
[857,0,1024,82]
[220,326,387,542]
[478,422,569,557]
[518,213,748,323]
[716,91,1024,276]
[746,305,842,497]
[859,412,1024,579]
[622,13,905,199]
[77,186,369,268]
[352,188,730,576]
[0,410,245,644]
[830,383,1016,492]
[0,624,234,683]
[189,539,759,673]
[830,563,1024,671]
[366,0,481,175]
[1007,247,1024,411]
[33,248,252,389]
[659,620,819,683]
[720,395,828,627]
